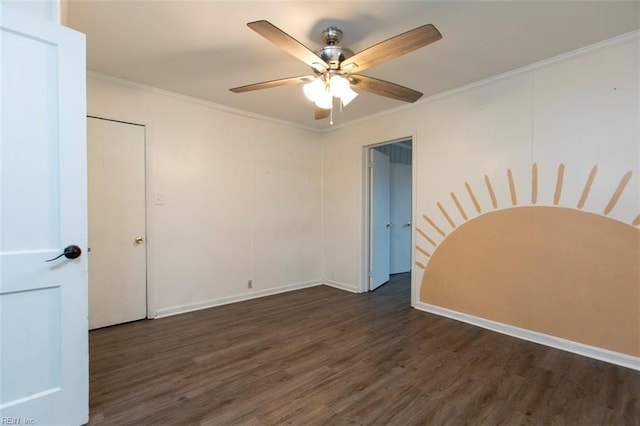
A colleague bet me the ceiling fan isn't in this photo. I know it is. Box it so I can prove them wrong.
[230,20,442,123]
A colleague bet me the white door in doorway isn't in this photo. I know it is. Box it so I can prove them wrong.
[390,162,412,274]
[0,8,88,424]
[370,149,391,290]
[88,117,147,329]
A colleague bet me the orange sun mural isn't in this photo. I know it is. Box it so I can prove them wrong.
[416,164,639,357]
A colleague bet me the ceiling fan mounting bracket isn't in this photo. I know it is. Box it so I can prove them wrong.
[321,26,343,45]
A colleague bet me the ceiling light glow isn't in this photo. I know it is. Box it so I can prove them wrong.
[303,79,325,102]
[315,89,333,110]
[303,74,358,112]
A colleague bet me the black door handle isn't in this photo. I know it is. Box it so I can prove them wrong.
[46,245,82,262]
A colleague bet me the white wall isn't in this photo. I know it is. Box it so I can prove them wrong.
[87,76,322,317]
[86,31,638,365]
[321,34,639,363]
[323,33,639,291]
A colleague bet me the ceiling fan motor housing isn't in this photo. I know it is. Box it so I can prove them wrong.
[316,26,354,71]
[316,46,354,71]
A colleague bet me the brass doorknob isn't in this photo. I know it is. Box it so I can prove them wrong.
[135,236,144,244]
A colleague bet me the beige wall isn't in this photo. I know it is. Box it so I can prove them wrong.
[87,76,323,317]
[322,34,639,357]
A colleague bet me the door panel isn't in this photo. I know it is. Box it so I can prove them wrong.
[390,163,412,274]
[0,7,88,424]
[88,117,147,329]
[370,149,391,290]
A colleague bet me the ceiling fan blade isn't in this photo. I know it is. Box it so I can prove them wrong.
[230,75,314,93]
[314,105,330,120]
[341,24,442,73]
[247,20,329,72]
[350,74,423,103]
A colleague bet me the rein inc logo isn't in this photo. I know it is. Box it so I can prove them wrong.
[1,418,35,425]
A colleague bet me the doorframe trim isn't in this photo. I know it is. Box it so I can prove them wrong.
[361,133,417,297]
[86,115,155,320]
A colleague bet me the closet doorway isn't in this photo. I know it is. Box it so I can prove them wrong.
[87,116,147,329]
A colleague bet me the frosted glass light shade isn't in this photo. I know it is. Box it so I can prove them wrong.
[329,75,350,97]
[315,90,333,109]
[303,79,324,101]
[303,75,357,110]
[340,86,358,106]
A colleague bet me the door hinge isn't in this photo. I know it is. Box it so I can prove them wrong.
[368,161,373,169]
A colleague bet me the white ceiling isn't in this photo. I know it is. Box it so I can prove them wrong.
[66,1,640,130]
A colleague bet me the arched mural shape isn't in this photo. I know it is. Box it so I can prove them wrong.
[416,164,639,357]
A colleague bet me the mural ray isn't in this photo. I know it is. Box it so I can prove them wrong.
[451,192,468,221]
[554,163,565,205]
[484,175,498,208]
[603,171,632,215]
[507,169,517,205]
[464,182,482,213]
[416,227,437,247]
[416,245,431,258]
[423,214,446,237]
[577,165,597,209]
[437,202,456,229]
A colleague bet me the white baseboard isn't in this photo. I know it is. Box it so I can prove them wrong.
[155,279,324,318]
[415,302,640,371]
[323,280,360,293]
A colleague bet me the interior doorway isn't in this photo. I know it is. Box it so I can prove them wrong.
[87,116,147,329]
[365,138,413,292]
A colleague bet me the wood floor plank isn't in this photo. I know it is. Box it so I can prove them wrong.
[88,274,640,425]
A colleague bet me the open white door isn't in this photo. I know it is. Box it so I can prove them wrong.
[370,149,391,290]
[390,162,412,274]
[0,8,88,425]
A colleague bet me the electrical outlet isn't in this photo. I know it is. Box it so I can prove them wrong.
[248,279,253,289]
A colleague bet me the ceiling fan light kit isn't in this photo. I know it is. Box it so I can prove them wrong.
[303,74,358,111]
[315,87,333,110]
[230,20,442,124]
[303,78,325,102]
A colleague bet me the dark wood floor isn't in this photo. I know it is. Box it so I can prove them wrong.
[89,274,639,425]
